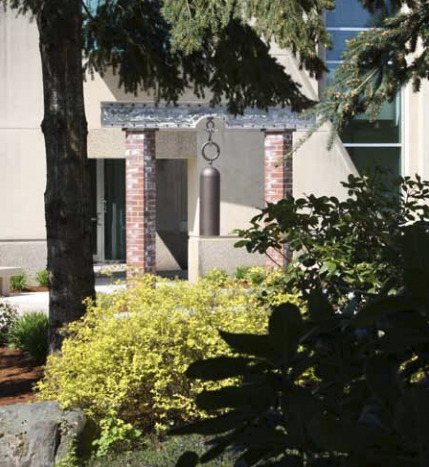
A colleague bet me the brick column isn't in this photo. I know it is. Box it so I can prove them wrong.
[264,130,293,269]
[125,130,157,277]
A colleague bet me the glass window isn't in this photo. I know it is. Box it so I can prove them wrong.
[341,99,401,144]
[326,0,403,179]
[326,0,396,28]
[347,147,401,179]
[326,30,360,61]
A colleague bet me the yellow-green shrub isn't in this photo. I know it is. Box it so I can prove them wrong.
[37,275,300,435]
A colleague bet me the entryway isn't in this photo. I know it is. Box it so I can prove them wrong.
[90,158,188,272]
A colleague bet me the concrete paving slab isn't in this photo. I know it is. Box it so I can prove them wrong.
[3,282,125,315]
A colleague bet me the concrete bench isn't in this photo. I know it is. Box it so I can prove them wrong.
[0,267,23,297]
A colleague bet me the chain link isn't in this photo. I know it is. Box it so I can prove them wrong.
[201,117,220,165]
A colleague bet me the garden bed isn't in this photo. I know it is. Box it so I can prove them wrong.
[0,347,43,406]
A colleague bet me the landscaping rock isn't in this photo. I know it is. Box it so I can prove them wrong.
[0,401,86,467]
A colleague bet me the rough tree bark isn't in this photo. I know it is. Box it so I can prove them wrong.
[37,0,95,352]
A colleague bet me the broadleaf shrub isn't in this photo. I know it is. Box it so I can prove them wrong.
[8,311,49,364]
[174,225,429,467]
[236,173,429,309]
[37,275,300,439]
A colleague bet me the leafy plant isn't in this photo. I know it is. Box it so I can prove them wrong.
[173,224,429,467]
[8,311,49,365]
[202,268,230,287]
[10,274,28,292]
[37,276,297,440]
[35,268,49,288]
[234,266,266,287]
[92,414,144,458]
[236,173,429,310]
[0,301,18,346]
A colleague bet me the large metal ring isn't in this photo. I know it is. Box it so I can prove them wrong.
[202,141,220,164]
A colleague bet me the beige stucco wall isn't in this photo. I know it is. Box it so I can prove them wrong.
[0,9,46,243]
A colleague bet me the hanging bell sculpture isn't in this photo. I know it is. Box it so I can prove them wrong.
[200,118,221,236]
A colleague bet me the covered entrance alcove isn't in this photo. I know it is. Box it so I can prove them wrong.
[101,103,311,281]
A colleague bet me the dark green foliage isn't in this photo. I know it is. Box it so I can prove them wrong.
[2,0,333,114]
[8,311,49,365]
[316,0,429,143]
[173,224,429,467]
[236,173,429,309]
[83,1,318,114]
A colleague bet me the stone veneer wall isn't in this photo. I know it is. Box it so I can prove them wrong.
[125,130,156,276]
[264,130,293,268]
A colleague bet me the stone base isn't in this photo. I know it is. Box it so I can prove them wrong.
[0,402,86,467]
[188,235,265,283]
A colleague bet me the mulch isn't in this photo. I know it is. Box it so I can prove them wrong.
[0,347,43,406]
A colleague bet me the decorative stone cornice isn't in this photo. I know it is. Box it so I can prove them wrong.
[101,102,314,130]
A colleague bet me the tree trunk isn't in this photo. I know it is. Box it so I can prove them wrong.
[37,0,95,352]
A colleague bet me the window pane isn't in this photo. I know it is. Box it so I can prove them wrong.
[326,30,358,61]
[341,98,401,144]
[347,147,401,179]
[326,0,396,28]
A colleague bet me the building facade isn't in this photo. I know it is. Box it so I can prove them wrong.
[0,1,426,283]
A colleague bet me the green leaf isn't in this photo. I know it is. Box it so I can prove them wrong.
[268,303,303,363]
[308,414,395,453]
[365,355,400,407]
[196,384,275,411]
[394,387,429,462]
[175,451,199,467]
[169,412,248,436]
[353,295,417,328]
[186,357,252,381]
[219,331,275,360]
[308,289,334,320]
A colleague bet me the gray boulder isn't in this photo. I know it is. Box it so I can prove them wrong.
[0,401,86,467]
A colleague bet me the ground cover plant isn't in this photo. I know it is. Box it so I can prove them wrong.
[37,275,300,457]
[10,273,28,292]
[35,268,49,288]
[174,224,429,467]
[8,311,49,365]
[237,173,429,310]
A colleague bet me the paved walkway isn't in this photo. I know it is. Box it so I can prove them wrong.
[3,277,125,314]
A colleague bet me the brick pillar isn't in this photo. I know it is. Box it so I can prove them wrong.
[125,130,157,277]
[264,130,293,269]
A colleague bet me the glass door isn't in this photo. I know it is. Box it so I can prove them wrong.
[90,160,105,262]
[104,160,126,261]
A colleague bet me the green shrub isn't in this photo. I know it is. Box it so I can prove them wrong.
[10,274,28,292]
[202,268,230,287]
[236,173,429,310]
[234,266,266,287]
[8,311,49,365]
[174,224,429,467]
[234,266,251,281]
[37,275,301,445]
[0,302,18,346]
[35,268,49,287]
